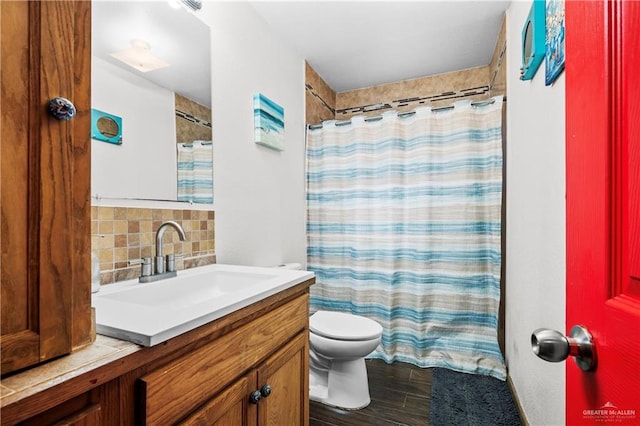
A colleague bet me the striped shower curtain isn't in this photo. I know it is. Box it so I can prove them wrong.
[306,96,506,380]
[177,140,213,204]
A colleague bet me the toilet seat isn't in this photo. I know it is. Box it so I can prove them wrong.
[310,310,383,341]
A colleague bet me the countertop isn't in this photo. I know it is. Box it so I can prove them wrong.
[0,335,140,408]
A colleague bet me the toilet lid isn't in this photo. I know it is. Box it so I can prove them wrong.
[310,310,383,341]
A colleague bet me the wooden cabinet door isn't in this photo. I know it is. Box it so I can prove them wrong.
[179,375,258,426]
[0,0,92,374]
[178,331,309,426]
[257,332,309,426]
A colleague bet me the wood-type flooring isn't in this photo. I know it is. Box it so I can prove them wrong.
[310,359,431,426]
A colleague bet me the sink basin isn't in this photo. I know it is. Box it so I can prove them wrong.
[92,264,314,346]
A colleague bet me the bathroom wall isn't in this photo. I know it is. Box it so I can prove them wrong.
[91,206,215,284]
[92,57,177,201]
[335,66,492,120]
[489,16,507,98]
[202,2,307,267]
[92,59,215,285]
[305,61,336,124]
[175,94,212,144]
[505,2,566,425]
[90,2,306,276]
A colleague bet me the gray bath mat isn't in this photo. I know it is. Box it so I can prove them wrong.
[429,368,522,426]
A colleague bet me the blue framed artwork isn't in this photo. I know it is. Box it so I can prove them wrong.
[91,109,122,145]
[253,93,284,151]
[545,0,565,86]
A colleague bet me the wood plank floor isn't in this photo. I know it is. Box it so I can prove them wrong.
[310,359,432,426]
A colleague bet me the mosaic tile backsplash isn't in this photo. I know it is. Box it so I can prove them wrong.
[91,206,215,285]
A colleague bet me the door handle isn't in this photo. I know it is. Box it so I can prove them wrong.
[47,97,76,120]
[531,325,597,372]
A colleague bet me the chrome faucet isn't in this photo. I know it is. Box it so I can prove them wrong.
[155,220,187,272]
[135,220,187,283]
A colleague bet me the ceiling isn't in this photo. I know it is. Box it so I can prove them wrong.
[92,1,510,104]
[249,1,511,93]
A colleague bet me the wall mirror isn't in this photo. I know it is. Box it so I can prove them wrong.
[91,1,212,203]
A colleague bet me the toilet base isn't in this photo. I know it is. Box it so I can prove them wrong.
[309,357,371,410]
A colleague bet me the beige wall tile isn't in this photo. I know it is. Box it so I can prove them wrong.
[98,206,114,220]
[305,62,336,125]
[90,206,216,285]
[175,93,212,144]
[114,207,127,220]
[127,208,141,220]
[335,66,491,119]
[489,15,507,98]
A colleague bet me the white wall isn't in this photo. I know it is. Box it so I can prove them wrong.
[505,2,566,425]
[199,2,307,267]
[92,57,177,201]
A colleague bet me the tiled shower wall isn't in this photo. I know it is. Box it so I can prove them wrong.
[305,61,336,125]
[175,93,212,143]
[91,206,215,285]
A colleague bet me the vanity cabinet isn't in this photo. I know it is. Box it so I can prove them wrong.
[1,0,93,374]
[180,333,308,426]
[1,284,312,425]
[13,379,119,426]
[139,293,309,425]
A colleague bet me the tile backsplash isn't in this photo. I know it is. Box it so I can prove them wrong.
[91,206,215,285]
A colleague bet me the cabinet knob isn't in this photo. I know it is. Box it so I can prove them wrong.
[248,390,262,404]
[260,384,272,398]
[47,97,76,120]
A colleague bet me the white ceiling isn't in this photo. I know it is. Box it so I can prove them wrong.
[249,1,511,93]
[92,1,510,103]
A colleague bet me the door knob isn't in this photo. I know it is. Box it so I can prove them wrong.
[248,390,262,404]
[531,325,597,371]
[47,97,76,120]
[260,384,272,398]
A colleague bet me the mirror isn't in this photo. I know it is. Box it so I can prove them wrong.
[91,1,212,203]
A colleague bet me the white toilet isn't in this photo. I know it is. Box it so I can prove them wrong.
[309,310,383,410]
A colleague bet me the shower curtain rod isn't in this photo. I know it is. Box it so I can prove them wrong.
[307,96,506,130]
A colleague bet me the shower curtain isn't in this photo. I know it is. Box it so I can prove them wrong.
[306,96,506,380]
[177,140,213,204]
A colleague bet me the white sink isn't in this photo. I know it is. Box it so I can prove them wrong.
[92,264,314,346]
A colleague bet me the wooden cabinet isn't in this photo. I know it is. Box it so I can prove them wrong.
[1,285,312,425]
[1,0,93,375]
[139,294,309,425]
[16,379,119,426]
[180,374,256,425]
[180,332,309,426]
[255,332,309,426]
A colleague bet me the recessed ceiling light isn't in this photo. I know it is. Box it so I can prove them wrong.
[110,39,170,73]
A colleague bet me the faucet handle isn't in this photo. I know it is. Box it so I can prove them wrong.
[129,257,152,277]
[165,253,185,273]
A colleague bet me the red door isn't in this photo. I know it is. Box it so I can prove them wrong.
[566,0,640,424]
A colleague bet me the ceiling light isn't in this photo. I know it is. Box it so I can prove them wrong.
[180,0,202,12]
[110,39,170,73]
